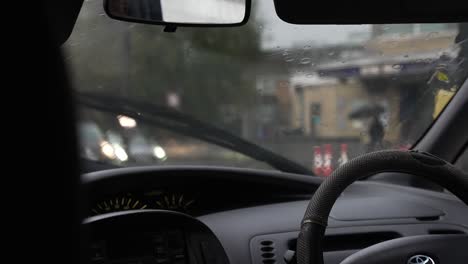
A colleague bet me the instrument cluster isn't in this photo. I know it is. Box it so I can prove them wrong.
[91,190,197,216]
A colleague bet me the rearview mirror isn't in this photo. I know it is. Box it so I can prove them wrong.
[105,0,250,26]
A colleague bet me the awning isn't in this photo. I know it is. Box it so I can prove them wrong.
[317,50,456,79]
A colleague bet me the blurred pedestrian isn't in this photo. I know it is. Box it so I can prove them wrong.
[367,115,384,152]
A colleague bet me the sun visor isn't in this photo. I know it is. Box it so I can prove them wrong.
[273,0,468,24]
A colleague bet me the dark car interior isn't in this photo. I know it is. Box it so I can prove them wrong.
[30,1,468,264]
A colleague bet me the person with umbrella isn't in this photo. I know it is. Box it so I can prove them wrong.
[348,104,386,152]
[367,113,385,152]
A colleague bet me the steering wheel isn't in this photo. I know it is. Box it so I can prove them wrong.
[296,150,468,264]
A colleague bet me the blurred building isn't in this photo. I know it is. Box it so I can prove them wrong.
[226,23,459,158]
[244,67,292,139]
[290,74,370,139]
[309,23,459,146]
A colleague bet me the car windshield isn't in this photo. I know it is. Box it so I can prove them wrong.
[66,0,468,175]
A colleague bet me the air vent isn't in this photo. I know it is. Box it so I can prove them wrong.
[260,240,276,264]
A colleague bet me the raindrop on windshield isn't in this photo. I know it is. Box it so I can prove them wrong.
[306,73,314,78]
[300,58,312,64]
[404,54,409,58]
[426,32,439,39]
[285,57,295,62]
[328,51,335,56]
[392,64,402,69]
[303,45,312,50]
[388,41,398,47]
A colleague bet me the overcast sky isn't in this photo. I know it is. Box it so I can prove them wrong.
[255,1,371,49]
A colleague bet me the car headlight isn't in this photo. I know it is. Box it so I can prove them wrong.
[113,144,128,162]
[100,141,116,160]
[153,146,167,160]
[117,115,137,128]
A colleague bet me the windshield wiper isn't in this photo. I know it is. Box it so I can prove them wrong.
[76,92,313,176]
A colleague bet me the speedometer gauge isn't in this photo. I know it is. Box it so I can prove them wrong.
[155,193,195,213]
[91,197,147,215]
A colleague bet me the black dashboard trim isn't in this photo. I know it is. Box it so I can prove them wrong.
[82,165,323,186]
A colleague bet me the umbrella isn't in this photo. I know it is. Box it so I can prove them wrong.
[348,104,385,119]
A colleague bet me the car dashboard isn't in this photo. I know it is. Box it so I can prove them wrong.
[84,167,317,217]
[83,166,468,264]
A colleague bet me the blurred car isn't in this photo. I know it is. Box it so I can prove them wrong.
[78,121,117,162]
[128,132,166,164]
